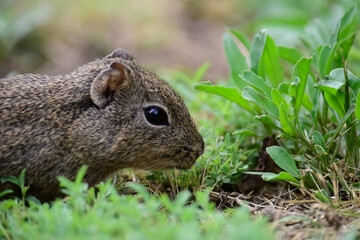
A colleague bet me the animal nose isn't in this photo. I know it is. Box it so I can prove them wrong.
[195,139,205,157]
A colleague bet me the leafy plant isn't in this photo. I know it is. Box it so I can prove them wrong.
[0,170,275,240]
[196,4,360,203]
[0,169,41,205]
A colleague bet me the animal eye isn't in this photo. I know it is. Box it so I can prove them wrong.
[144,106,169,126]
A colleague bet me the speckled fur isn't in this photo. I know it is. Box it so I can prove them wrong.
[0,49,204,201]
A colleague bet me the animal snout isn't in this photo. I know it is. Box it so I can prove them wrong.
[187,138,205,160]
[195,139,205,158]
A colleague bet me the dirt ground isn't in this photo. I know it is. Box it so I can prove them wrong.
[210,184,360,239]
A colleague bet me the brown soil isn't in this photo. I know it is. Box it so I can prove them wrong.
[210,184,360,239]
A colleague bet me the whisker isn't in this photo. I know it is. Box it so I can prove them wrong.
[199,129,210,138]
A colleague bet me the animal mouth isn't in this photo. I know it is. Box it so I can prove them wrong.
[173,151,200,170]
[151,141,204,170]
[174,159,195,169]
[174,140,204,169]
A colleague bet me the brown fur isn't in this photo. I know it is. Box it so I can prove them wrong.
[0,49,204,201]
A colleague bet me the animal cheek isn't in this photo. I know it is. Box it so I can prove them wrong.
[109,133,126,153]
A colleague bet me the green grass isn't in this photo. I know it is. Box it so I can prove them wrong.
[1,168,275,240]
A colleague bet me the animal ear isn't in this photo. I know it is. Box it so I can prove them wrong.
[105,49,134,61]
[90,62,130,108]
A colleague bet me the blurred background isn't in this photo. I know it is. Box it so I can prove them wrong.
[0,0,359,80]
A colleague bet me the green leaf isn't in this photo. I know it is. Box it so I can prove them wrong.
[173,191,191,208]
[327,104,355,151]
[0,189,13,198]
[304,19,329,49]
[307,74,317,99]
[266,146,300,178]
[1,175,20,187]
[229,29,251,51]
[325,35,355,75]
[279,103,296,136]
[75,165,88,185]
[329,68,360,96]
[315,145,327,154]
[19,169,26,190]
[271,88,288,112]
[194,84,254,113]
[356,91,360,120]
[318,45,332,77]
[240,70,272,98]
[301,94,313,112]
[261,172,300,186]
[242,86,279,118]
[272,89,297,135]
[329,20,341,47]
[232,129,257,136]
[260,33,282,87]
[223,32,248,89]
[278,46,303,64]
[289,77,299,97]
[321,5,358,76]
[26,196,41,205]
[250,30,267,74]
[315,80,345,95]
[315,189,330,203]
[278,83,290,94]
[249,29,287,87]
[337,34,355,63]
[129,183,151,201]
[324,46,337,77]
[315,69,354,116]
[312,131,326,150]
[292,56,313,117]
[194,188,213,210]
[308,75,320,121]
[324,91,345,116]
[337,4,358,43]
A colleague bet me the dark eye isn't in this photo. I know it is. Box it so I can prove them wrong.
[144,106,169,126]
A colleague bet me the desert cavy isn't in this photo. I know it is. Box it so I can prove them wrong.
[0,49,204,201]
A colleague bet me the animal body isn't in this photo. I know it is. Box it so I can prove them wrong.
[0,49,204,201]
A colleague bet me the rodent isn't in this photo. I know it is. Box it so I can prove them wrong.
[0,49,204,202]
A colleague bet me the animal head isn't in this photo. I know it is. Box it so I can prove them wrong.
[71,49,204,172]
